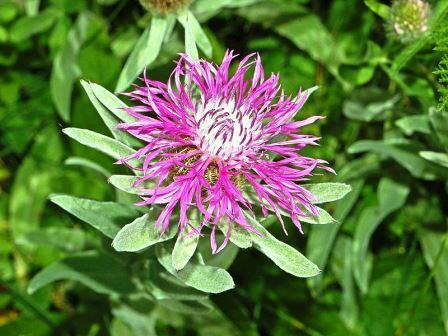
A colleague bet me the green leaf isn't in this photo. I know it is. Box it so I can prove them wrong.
[63,128,135,160]
[157,245,235,293]
[247,216,321,278]
[218,221,252,249]
[299,207,337,225]
[179,10,212,57]
[430,108,448,150]
[363,0,389,19]
[177,10,199,59]
[109,175,146,194]
[348,139,447,180]
[343,88,399,122]
[28,251,135,295]
[81,80,137,146]
[390,36,430,77]
[10,8,59,43]
[377,177,410,216]
[149,263,209,301]
[112,211,177,252]
[419,151,448,169]
[16,227,88,252]
[275,15,349,89]
[245,188,336,224]
[9,126,63,239]
[90,82,136,123]
[112,298,157,336]
[158,299,213,315]
[307,179,364,295]
[116,16,167,92]
[50,194,140,238]
[172,223,200,271]
[419,230,448,335]
[303,183,351,204]
[51,13,91,121]
[352,178,409,293]
[65,156,111,177]
[396,115,431,135]
[332,236,358,329]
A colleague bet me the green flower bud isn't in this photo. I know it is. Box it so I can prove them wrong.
[139,0,192,14]
[388,0,430,43]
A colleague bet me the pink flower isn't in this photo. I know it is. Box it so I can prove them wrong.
[118,51,331,253]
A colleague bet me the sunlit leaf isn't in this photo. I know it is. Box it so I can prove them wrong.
[157,244,235,293]
[303,182,351,204]
[112,212,177,252]
[247,215,321,278]
[50,194,140,238]
[63,128,135,160]
[116,16,167,92]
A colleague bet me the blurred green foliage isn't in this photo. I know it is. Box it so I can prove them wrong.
[0,0,447,335]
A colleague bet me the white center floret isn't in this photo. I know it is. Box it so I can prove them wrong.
[194,98,261,161]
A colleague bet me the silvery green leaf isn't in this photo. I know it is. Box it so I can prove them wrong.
[246,215,320,278]
[303,182,351,204]
[149,263,209,301]
[183,10,212,57]
[81,80,137,146]
[299,207,337,224]
[116,16,167,92]
[157,244,235,293]
[51,13,90,121]
[109,175,147,194]
[63,128,135,160]
[244,189,336,225]
[112,212,177,252]
[177,10,199,59]
[50,194,139,238]
[172,217,200,270]
[218,221,252,249]
[90,82,136,123]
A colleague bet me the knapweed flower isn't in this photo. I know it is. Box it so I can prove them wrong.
[118,51,331,253]
[388,0,430,43]
[139,0,192,14]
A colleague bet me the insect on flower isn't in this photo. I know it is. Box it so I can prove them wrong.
[118,51,332,253]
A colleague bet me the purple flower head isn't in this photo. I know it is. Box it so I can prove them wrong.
[118,51,332,253]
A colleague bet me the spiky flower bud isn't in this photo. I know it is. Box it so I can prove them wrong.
[138,0,191,14]
[388,0,430,43]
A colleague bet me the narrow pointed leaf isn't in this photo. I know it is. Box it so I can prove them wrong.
[299,207,337,224]
[90,82,136,123]
[116,16,167,92]
[63,128,135,160]
[81,80,137,146]
[303,182,351,204]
